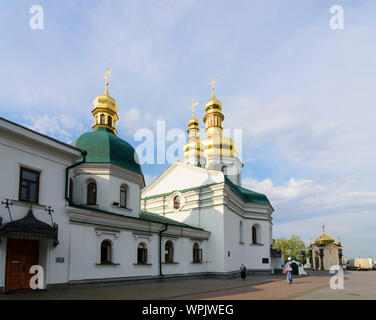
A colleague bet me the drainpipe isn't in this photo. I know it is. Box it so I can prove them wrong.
[65,151,87,204]
[159,223,168,277]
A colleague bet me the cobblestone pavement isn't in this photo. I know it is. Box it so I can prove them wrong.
[171,274,330,300]
[294,271,376,300]
[1,271,365,300]
[0,274,285,300]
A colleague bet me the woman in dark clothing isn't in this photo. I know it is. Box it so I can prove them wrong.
[240,264,247,280]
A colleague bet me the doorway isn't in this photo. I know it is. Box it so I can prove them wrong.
[5,239,39,291]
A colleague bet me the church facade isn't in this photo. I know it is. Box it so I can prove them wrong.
[0,73,282,292]
[309,226,343,271]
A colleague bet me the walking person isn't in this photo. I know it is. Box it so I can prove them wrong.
[240,264,247,280]
[285,263,293,284]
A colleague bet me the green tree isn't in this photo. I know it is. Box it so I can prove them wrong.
[273,235,308,263]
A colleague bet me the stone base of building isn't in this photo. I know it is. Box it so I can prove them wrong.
[47,269,273,290]
[1,269,275,292]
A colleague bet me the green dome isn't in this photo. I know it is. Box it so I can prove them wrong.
[72,127,143,175]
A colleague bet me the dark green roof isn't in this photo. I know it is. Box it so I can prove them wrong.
[224,177,271,205]
[140,211,204,230]
[72,127,142,175]
[68,203,204,230]
[142,177,271,206]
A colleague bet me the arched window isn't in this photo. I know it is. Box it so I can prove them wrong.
[137,243,148,264]
[120,185,127,208]
[100,114,105,124]
[108,116,112,127]
[101,240,112,263]
[239,221,244,243]
[173,196,180,210]
[193,243,202,263]
[165,241,174,263]
[252,225,257,244]
[87,181,97,205]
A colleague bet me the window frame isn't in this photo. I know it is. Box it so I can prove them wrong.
[120,184,127,208]
[18,167,40,204]
[165,241,174,263]
[252,225,257,244]
[137,243,148,264]
[87,181,97,205]
[100,240,112,264]
[193,243,202,263]
[173,196,180,210]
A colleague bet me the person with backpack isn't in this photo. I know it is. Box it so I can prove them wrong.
[240,264,247,280]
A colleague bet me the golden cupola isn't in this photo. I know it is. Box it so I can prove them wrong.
[204,80,224,136]
[314,225,336,245]
[201,77,238,159]
[92,67,119,135]
[183,100,205,167]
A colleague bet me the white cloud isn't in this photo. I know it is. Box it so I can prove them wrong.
[243,175,376,258]
[117,107,163,136]
[23,114,85,142]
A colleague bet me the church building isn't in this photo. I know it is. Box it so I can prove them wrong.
[309,226,343,271]
[0,71,282,292]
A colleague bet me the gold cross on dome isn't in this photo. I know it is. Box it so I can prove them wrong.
[322,225,325,233]
[208,76,219,90]
[103,67,112,85]
[188,99,199,118]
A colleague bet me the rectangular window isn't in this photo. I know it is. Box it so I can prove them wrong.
[262,258,269,264]
[19,167,40,203]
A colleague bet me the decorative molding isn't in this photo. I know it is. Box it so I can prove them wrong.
[132,233,152,243]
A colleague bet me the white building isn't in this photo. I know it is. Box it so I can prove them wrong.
[0,76,282,292]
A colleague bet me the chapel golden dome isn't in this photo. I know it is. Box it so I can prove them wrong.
[314,225,335,245]
[92,67,119,134]
[205,89,223,113]
[187,117,199,132]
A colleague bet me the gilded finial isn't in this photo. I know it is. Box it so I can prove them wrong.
[322,224,325,233]
[188,99,199,119]
[103,67,112,96]
[208,76,219,96]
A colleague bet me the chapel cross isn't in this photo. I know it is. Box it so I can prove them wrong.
[188,99,199,118]
[208,76,219,90]
[104,67,112,86]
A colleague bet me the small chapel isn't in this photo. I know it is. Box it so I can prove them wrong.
[309,226,343,271]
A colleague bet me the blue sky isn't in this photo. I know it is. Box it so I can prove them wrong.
[1,0,375,258]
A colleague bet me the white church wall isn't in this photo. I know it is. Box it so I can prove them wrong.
[161,237,208,275]
[142,162,223,198]
[69,223,161,281]
[223,206,272,272]
[73,170,141,218]
[0,128,81,288]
